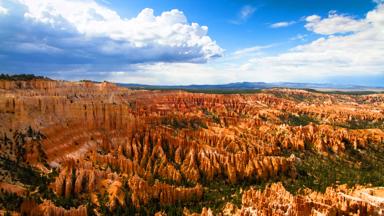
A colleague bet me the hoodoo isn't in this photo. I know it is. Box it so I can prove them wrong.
[0,78,383,215]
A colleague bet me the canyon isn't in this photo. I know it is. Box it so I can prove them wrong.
[0,78,383,215]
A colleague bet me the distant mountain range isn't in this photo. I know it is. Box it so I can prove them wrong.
[118,82,384,92]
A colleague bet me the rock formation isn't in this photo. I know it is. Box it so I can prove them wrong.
[216,183,384,216]
[0,79,383,215]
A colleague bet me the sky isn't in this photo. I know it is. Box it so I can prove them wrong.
[0,0,383,86]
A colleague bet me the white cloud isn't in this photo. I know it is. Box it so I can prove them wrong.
[0,5,8,15]
[1,0,383,86]
[238,4,384,80]
[270,21,295,28]
[230,5,256,24]
[305,12,368,35]
[98,0,111,5]
[305,15,321,23]
[232,44,274,57]
[112,63,233,85]
[112,4,384,85]
[17,0,223,61]
[240,5,256,20]
[290,34,307,41]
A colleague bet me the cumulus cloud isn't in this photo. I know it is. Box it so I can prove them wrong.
[1,0,383,86]
[0,0,222,74]
[304,12,368,35]
[238,4,384,81]
[121,4,384,85]
[270,21,295,28]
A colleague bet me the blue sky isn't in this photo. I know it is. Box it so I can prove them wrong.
[0,0,383,86]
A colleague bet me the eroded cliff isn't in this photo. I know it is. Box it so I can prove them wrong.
[0,79,383,215]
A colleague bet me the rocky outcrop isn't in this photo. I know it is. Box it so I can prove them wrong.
[216,183,384,216]
[128,176,203,207]
[183,207,214,216]
[1,80,384,214]
[21,200,87,216]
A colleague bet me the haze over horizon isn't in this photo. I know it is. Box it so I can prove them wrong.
[0,0,383,86]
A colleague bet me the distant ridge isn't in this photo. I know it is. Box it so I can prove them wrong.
[118,81,384,92]
[0,73,50,81]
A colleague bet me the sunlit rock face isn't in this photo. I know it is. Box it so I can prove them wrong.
[215,183,384,216]
[0,79,383,215]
